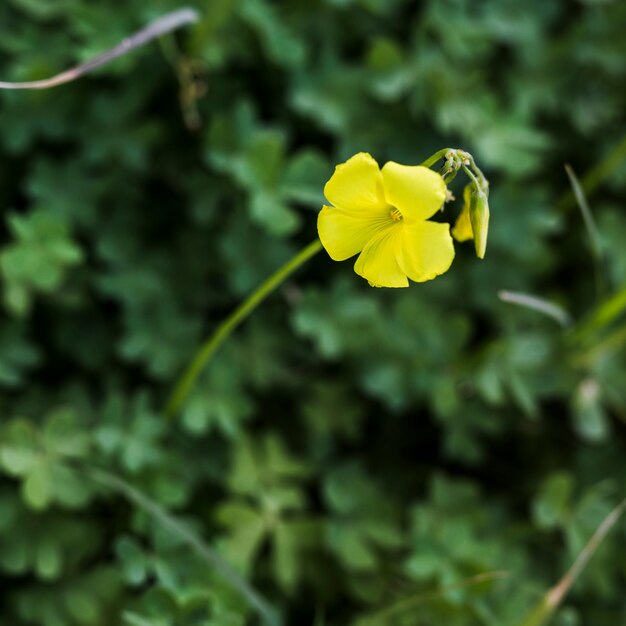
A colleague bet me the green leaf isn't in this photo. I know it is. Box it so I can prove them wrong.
[43,407,90,458]
[115,536,149,586]
[0,419,39,475]
[216,502,267,570]
[35,540,63,580]
[532,472,574,530]
[238,0,306,68]
[0,209,83,316]
[281,150,328,207]
[23,462,54,510]
[572,379,611,443]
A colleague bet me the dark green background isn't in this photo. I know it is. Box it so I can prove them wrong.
[1,0,625,625]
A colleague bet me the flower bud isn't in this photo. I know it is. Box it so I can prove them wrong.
[469,187,489,259]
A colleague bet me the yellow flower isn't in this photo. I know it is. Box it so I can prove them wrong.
[317,152,455,288]
[451,185,474,242]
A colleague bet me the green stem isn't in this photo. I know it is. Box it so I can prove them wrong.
[462,164,481,188]
[573,286,626,343]
[420,148,450,168]
[564,163,606,299]
[165,238,323,417]
[87,467,282,626]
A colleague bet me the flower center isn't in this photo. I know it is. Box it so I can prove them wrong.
[390,208,403,222]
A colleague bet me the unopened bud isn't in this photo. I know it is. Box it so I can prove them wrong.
[469,187,489,259]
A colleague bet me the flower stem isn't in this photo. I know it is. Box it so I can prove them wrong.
[420,148,450,169]
[87,466,283,626]
[165,238,323,417]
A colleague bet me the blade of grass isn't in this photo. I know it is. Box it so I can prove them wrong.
[564,164,603,259]
[86,466,282,626]
[516,497,626,626]
[498,291,572,328]
[0,8,200,90]
[564,164,607,297]
[572,286,626,344]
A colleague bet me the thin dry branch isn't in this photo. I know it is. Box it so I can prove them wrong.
[0,8,199,90]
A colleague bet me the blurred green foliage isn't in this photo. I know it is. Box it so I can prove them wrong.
[1,0,626,625]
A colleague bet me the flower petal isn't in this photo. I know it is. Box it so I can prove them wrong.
[354,224,408,288]
[318,205,391,261]
[452,184,474,242]
[397,221,455,283]
[452,204,473,242]
[324,153,389,213]
[381,162,447,222]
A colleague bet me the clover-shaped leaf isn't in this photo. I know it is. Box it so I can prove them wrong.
[94,392,165,474]
[324,463,403,573]
[0,409,93,511]
[217,433,318,592]
[206,101,325,237]
[0,209,83,316]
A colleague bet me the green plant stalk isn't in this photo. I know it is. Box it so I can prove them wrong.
[165,238,323,417]
[88,467,282,626]
[564,163,607,299]
[516,497,626,626]
[564,164,603,260]
[420,148,450,168]
[572,286,626,343]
